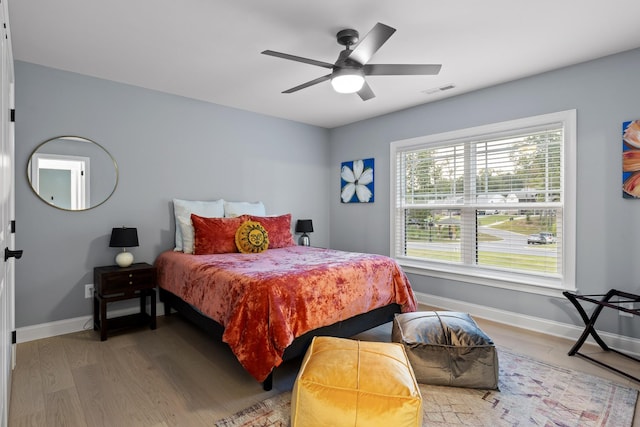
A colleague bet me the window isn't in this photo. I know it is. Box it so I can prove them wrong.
[390,110,576,295]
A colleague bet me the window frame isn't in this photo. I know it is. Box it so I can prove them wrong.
[390,110,577,297]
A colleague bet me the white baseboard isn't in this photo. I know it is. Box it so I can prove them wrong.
[16,302,166,343]
[16,295,640,357]
[414,291,640,357]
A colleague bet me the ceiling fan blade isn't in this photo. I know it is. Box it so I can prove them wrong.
[262,50,334,69]
[348,23,396,65]
[282,74,332,93]
[357,81,375,101]
[363,64,442,75]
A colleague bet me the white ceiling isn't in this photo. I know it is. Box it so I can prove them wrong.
[8,0,640,128]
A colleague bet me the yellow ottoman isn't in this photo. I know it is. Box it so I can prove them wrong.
[291,336,423,427]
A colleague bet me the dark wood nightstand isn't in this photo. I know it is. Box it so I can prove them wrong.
[93,262,157,341]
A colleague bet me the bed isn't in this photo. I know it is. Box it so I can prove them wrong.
[155,200,418,389]
[155,246,417,390]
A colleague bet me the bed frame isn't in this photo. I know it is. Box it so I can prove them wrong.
[158,287,401,390]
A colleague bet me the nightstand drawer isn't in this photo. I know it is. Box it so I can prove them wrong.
[94,263,156,296]
[99,270,155,294]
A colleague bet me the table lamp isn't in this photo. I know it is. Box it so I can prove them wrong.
[295,219,313,246]
[109,227,139,267]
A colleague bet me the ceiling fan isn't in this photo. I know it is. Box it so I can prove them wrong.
[261,22,442,101]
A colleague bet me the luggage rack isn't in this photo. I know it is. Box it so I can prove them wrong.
[563,289,639,383]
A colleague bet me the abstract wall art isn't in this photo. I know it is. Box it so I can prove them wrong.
[622,119,640,198]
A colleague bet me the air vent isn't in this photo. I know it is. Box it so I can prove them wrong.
[423,83,456,95]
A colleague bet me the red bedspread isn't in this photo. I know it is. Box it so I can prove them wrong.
[154,246,417,382]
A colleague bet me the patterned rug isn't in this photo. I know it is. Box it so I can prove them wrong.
[213,349,638,427]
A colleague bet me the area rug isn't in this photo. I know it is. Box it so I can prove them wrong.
[213,349,638,427]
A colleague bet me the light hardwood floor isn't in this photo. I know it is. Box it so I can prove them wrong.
[8,307,640,426]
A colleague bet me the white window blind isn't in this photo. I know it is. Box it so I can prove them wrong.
[390,110,576,294]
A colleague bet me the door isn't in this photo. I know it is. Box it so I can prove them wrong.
[0,2,15,425]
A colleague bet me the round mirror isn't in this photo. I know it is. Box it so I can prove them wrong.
[27,136,118,211]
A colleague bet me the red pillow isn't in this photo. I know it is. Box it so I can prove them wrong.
[191,214,248,254]
[248,214,295,249]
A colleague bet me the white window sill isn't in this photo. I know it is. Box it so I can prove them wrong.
[397,258,575,298]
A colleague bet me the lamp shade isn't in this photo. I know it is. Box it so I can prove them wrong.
[109,227,139,248]
[295,219,314,233]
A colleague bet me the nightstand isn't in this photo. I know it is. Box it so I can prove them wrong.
[93,262,157,341]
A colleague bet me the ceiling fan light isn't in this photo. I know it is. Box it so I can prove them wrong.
[331,69,365,94]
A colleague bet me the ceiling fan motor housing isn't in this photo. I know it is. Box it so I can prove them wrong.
[335,49,362,68]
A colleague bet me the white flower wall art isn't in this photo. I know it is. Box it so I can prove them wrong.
[341,158,374,203]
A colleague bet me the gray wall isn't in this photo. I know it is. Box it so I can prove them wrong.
[15,49,640,341]
[15,61,330,327]
[329,48,640,338]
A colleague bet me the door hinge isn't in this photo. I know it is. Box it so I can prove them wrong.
[10,219,15,233]
[12,330,16,344]
[10,108,15,122]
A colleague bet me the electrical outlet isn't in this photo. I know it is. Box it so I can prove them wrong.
[619,302,634,318]
[85,284,94,299]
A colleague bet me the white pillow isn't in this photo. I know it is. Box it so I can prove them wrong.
[223,200,266,218]
[177,217,197,254]
[173,199,224,251]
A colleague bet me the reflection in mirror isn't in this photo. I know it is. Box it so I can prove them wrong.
[27,136,118,211]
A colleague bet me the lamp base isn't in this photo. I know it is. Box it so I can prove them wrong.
[298,233,310,246]
[115,250,134,268]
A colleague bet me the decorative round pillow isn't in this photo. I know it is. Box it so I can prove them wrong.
[235,220,269,253]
